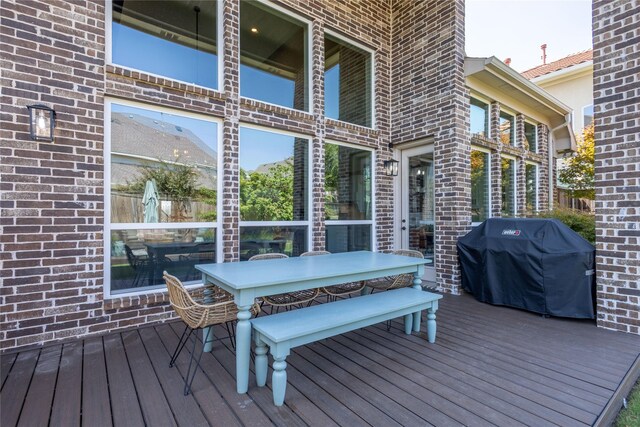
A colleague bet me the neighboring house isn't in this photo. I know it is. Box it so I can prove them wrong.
[0,0,636,351]
[522,49,594,211]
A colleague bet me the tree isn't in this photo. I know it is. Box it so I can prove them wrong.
[240,161,294,221]
[558,124,595,200]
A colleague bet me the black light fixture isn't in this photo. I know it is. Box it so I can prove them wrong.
[383,159,399,177]
[27,104,56,142]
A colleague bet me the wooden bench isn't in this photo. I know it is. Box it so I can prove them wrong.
[250,287,442,406]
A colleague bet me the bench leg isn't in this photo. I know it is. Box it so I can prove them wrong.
[412,274,422,332]
[254,338,268,387]
[272,356,287,406]
[403,314,413,335]
[426,307,437,343]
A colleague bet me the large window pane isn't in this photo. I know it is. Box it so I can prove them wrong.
[239,128,308,221]
[499,111,514,145]
[110,227,215,294]
[110,103,218,224]
[326,225,371,253]
[524,122,537,152]
[112,0,218,89]
[240,226,307,260]
[501,157,516,217]
[526,163,538,213]
[324,144,372,220]
[325,35,372,127]
[471,150,490,223]
[240,2,308,110]
[583,104,594,127]
[470,98,489,137]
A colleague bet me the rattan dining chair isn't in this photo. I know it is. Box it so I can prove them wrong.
[300,251,365,301]
[248,253,319,313]
[163,271,259,395]
[364,249,424,293]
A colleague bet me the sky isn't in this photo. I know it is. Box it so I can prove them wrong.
[465,0,593,72]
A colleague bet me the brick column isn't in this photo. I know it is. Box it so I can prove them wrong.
[537,124,550,211]
[516,157,527,216]
[491,149,502,217]
[490,101,500,142]
[593,0,640,334]
[311,21,326,251]
[515,114,525,149]
[222,0,240,262]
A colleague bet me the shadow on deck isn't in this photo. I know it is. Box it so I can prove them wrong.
[2,292,639,427]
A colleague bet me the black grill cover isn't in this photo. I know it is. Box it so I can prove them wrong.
[457,218,596,319]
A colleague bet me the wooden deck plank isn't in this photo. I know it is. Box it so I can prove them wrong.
[103,333,145,427]
[82,337,112,427]
[17,345,61,427]
[50,341,83,427]
[336,331,558,427]
[121,329,177,427]
[153,324,244,427]
[1,352,17,389]
[137,326,211,427]
[0,349,39,427]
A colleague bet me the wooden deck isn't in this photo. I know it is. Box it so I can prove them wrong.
[2,292,639,427]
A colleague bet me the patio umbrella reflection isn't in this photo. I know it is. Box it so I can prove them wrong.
[142,179,159,223]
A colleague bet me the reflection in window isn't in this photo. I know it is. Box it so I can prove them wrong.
[407,153,434,262]
[526,163,538,213]
[325,34,372,127]
[499,111,514,145]
[110,228,215,294]
[324,143,371,220]
[583,104,594,127]
[326,225,371,253]
[501,158,516,217]
[239,128,308,221]
[108,102,219,294]
[112,0,218,89]
[524,122,537,152]
[240,1,308,111]
[471,150,490,223]
[470,98,489,137]
[240,226,307,260]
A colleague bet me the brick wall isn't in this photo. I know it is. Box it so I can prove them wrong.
[592,0,640,334]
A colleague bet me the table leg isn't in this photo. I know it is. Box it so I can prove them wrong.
[412,271,422,332]
[202,283,215,352]
[236,304,253,394]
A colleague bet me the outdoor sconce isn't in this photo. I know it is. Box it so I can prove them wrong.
[27,104,56,142]
[383,159,399,177]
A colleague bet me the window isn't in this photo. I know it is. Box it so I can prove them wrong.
[583,104,594,127]
[499,111,514,145]
[325,33,373,127]
[239,127,309,259]
[525,163,538,213]
[325,142,373,252]
[501,157,516,217]
[524,121,537,153]
[107,101,219,295]
[471,149,490,223]
[240,1,309,111]
[111,0,219,90]
[470,98,490,137]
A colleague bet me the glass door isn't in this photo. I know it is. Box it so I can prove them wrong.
[401,145,435,282]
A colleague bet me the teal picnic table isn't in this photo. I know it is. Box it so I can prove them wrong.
[195,251,428,394]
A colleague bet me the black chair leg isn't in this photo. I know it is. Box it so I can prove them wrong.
[184,327,212,396]
[169,324,192,367]
[386,320,391,331]
[224,321,236,351]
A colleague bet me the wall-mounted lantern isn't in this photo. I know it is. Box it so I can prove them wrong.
[27,104,56,142]
[383,159,399,177]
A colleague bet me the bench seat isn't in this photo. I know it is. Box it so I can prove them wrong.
[250,287,442,406]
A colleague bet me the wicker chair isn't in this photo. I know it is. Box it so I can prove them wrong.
[365,249,424,293]
[300,251,364,301]
[163,271,259,395]
[248,253,319,313]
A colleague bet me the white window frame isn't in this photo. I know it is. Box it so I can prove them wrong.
[500,154,517,217]
[469,94,492,139]
[324,139,376,251]
[524,120,538,154]
[525,161,539,213]
[104,98,223,298]
[238,0,313,115]
[324,29,377,129]
[471,145,492,226]
[105,0,224,93]
[238,123,313,256]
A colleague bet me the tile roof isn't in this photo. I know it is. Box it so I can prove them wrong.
[521,49,593,79]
